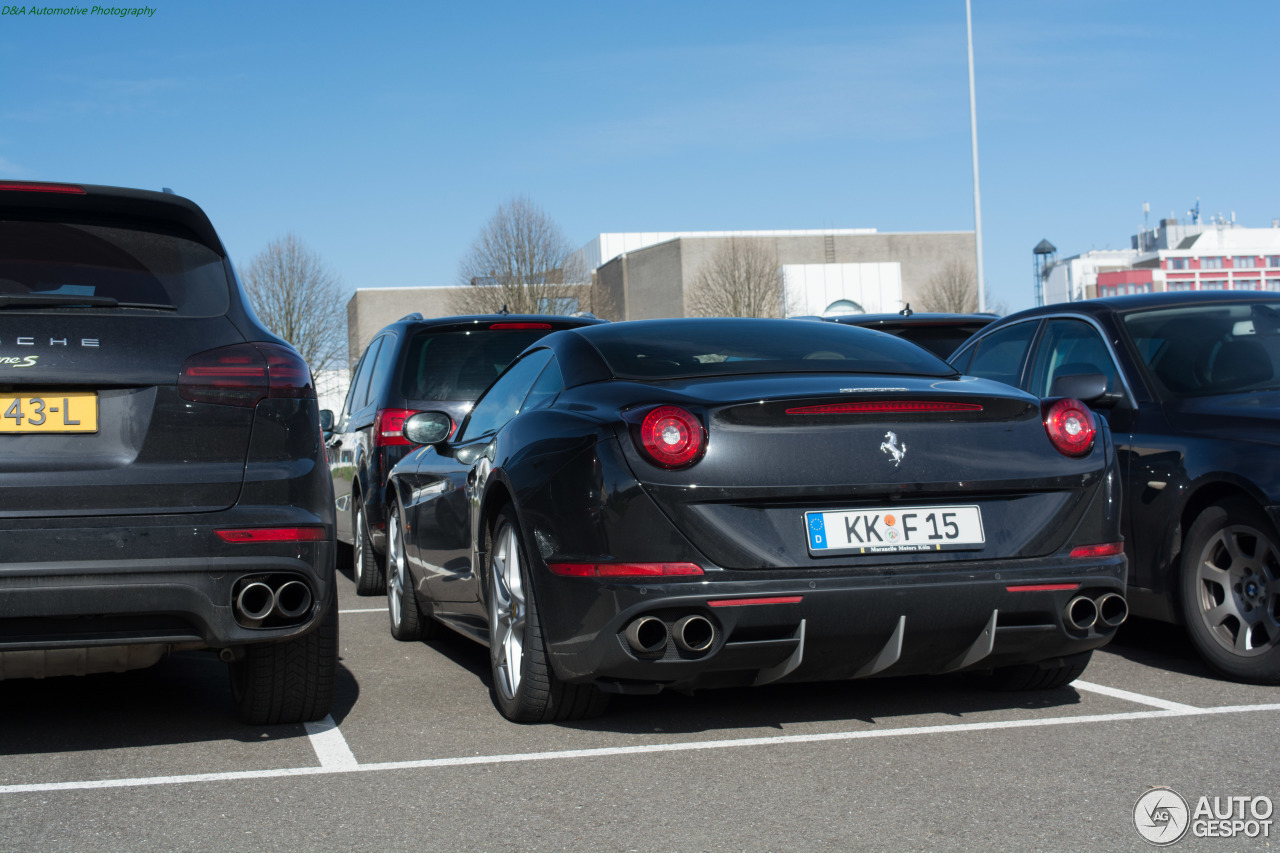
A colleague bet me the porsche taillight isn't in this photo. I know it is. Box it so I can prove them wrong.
[1042,397,1097,457]
[178,342,315,407]
[633,405,706,469]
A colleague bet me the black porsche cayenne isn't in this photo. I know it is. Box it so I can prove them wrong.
[383,318,1128,722]
[0,181,336,725]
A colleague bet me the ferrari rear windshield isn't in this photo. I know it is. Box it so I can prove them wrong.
[0,219,229,316]
[582,318,957,380]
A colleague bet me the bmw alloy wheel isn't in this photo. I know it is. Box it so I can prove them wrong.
[1193,522,1280,657]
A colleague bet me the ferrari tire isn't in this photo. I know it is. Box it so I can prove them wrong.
[353,502,385,596]
[1179,499,1280,683]
[487,506,608,723]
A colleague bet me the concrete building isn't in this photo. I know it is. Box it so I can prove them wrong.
[590,229,976,321]
[1041,219,1280,303]
[344,227,976,368]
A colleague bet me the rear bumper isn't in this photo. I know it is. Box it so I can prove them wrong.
[0,506,335,653]
[542,555,1126,692]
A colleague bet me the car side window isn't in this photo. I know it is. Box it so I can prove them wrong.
[458,349,554,443]
[365,333,399,408]
[958,321,1038,390]
[348,337,383,417]
[1029,319,1121,398]
[521,356,565,413]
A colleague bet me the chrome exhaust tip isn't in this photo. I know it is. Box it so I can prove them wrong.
[1064,595,1099,631]
[672,614,715,654]
[624,616,668,656]
[234,582,275,628]
[274,580,313,620]
[1096,592,1128,628]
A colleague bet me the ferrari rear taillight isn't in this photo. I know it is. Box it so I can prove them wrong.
[636,405,706,469]
[178,342,315,407]
[1042,397,1097,457]
[374,408,422,448]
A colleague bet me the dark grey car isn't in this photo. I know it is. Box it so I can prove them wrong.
[951,292,1280,683]
[0,181,337,724]
[325,314,602,596]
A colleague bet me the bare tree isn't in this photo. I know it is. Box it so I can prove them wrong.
[685,238,789,318]
[918,259,979,313]
[240,233,345,374]
[452,197,585,315]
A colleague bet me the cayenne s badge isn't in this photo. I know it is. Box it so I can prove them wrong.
[880,431,906,467]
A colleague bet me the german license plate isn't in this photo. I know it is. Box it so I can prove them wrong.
[805,505,984,555]
[0,392,98,434]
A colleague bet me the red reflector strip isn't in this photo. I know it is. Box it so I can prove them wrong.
[785,401,983,415]
[216,527,327,543]
[0,181,86,194]
[546,562,703,578]
[1069,542,1125,559]
[708,596,804,607]
[1005,583,1081,592]
[489,323,552,330]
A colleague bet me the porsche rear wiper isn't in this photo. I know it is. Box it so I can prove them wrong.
[0,294,176,310]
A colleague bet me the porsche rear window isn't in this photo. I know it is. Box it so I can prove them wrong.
[0,219,229,316]
[582,319,956,379]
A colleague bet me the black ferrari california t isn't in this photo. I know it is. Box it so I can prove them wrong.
[382,318,1127,721]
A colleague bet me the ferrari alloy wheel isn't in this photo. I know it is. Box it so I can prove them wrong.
[387,497,434,641]
[487,506,608,722]
[1181,500,1280,683]
[353,503,384,596]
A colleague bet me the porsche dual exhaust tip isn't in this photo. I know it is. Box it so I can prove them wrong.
[1064,595,1099,632]
[232,577,314,628]
[234,582,276,628]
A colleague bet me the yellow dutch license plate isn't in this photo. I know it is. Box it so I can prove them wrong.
[0,392,98,433]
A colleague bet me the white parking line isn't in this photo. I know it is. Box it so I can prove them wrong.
[303,715,358,769]
[2,701,1277,795]
[338,607,387,614]
[1072,680,1199,711]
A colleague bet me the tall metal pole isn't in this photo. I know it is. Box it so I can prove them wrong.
[966,0,986,312]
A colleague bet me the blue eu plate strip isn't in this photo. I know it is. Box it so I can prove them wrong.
[807,513,827,550]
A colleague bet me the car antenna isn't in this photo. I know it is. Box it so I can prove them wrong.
[899,303,913,316]
[499,304,510,315]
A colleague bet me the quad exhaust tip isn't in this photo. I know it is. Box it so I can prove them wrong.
[1097,592,1128,628]
[1064,595,1098,632]
[274,580,313,620]
[625,616,668,656]
[672,615,715,654]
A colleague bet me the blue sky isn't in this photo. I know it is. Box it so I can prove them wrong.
[2,0,1276,313]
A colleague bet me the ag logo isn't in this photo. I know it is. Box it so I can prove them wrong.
[1134,787,1190,845]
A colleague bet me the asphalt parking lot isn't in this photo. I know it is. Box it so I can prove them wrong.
[2,566,1277,853]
